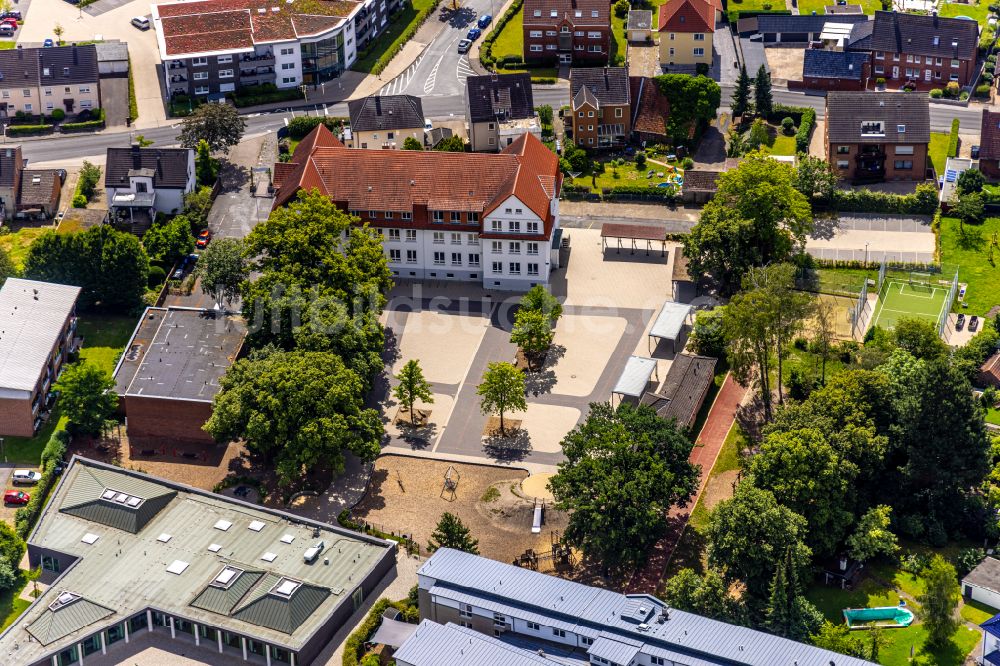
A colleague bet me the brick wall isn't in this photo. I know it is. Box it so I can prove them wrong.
[0,397,34,437]
[123,396,214,444]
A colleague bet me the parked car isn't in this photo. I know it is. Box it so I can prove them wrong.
[478,14,492,28]
[0,18,17,27]
[956,313,966,330]
[4,490,30,505]
[0,25,15,36]
[457,39,472,53]
[131,16,150,30]
[11,470,42,485]
[972,145,981,159]
[466,27,482,40]
[970,315,980,332]
[43,38,54,47]
[1,11,22,20]
[196,229,211,249]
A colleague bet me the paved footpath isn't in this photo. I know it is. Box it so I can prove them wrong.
[625,374,746,594]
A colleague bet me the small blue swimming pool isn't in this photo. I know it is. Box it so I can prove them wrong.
[843,606,915,629]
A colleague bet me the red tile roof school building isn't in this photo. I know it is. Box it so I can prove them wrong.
[152,0,402,100]
[272,126,564,291]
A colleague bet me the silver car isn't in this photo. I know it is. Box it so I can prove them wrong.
[12,469,42,485]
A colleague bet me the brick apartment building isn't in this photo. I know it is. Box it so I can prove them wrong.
[826,91,930,182]
[0,279,80,437]
[979,110,1000,180]
[522,0,610,66]
[112,307,246,445]
[570,67,631,149]
[272,124,562,291]
[870,11,979,90]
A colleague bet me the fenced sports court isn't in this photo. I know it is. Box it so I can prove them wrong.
[795,268,872,341]
[869,264,960,339]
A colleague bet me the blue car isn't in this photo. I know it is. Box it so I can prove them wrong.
[43,38,54,47]
[478,14,492,28]
[467,27,482,40]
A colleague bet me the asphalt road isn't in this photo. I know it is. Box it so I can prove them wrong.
[17,82,980,164]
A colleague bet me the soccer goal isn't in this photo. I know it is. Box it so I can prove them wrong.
[909,272,934,290]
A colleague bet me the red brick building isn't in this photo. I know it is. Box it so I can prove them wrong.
[112,307,246,446]
[870,11,979,91]
[570,67,631,149]
[523,0,610,66]
[826,91,930,183]
[979,110,1000,181]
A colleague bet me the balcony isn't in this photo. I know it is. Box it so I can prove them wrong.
[239,72,276,86]
[168,61,187,72]
[170,74,188,84]
[241,52,274,64]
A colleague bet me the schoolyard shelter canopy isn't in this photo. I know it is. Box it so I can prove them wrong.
[371,616,419,648]
[649,301,694,352]
[613,356,659,399]
[600,223,667,255]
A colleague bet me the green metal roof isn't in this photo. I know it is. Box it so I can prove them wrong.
[59,465,176,533]
[26,596,115,646]
[190,570,264,616]
[232,574,331,635]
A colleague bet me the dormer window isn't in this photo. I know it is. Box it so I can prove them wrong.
[533,9,540,16]
[550,9,557,16]
[860,121,885,136]
[933,36,939,45]
[952,40,958,47]
[897,124,906,133]
[591,9,598,16]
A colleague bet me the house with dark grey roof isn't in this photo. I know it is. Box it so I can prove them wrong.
[0,457,396,666]
[112,306,246,445]
[796,49,870,91]
[963,557,1000,612]
[0,145,63,220]
[639,353,716,429]
[626,10,652,42]
[0,144,24,218]
[753,13,868,43]
[871,10,979,89]
[417,548,878,666]
[0,44,100,118]
[347,94,425,150]
[464,73,538,152]
[105,144,196,219]
[570,66,630,149]
[825,91,930,182]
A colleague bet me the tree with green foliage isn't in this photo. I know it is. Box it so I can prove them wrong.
[613,0,629,17]
[723,281,778,419]
[750,427,858,557]
[846,505,899,562]
[24,225,149,312]
[428,512,479,554]
[143,215,194,264]
[810,621,868,658]
[954,321,1000,380]
[476,362,526,436]
[434,135,466,152]
[707,483,810,599]
[753,64,773,117]
[393,359,434,425]
[195,236,248,310]
[0,246,15,287]
[952,191,984,232]
[916,555,960,646]
[183,186,214,228]
[537,104,553,126]
[195,139,216,186]
[957,167,985,194]
[731,64,752,117]
[550,402,698,572]
[77,161,102,201]
[654,74,721,144]
[0,521,25,574]
[520,284,562,324]
[559,142,590,174]
[664,568,745,624]
[53,363,118,437]
[402,136,423,150]
[766,546,825,640]
[134,134,154,147]
[892,317,948,361]
[178,102,246,153]
[205,348,381,485]
[684,153,812,293]
[690,307,726,358]
[511,308,554,370]
[745,118,769,152]
[794,156,837,202]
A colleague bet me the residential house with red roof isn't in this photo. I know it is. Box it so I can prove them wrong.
[658,0,717,69]
[272,125,563,290]
[522,0,610,66]
[152,0,400,101]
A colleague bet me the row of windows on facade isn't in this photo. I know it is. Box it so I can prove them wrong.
[666,33,706,40]
[577,108,624,118]
[353,210,483,223]
[874,52,962,66]
[837,145,916,155]
[873,65,961,81]
[7,99,93,113]
[179,48,292,67]
[358,211,541,233]
[666,47,706,57]
[836,160,915,169]
[532,8,600,18]
[528,30,604,38]
[529,44,604,52]
[381,230,542,247]
[3,86,91,98]
[457,604,668,666]
[386,250,540,274]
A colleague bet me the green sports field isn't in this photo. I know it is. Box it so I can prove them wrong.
[871,279,949,331]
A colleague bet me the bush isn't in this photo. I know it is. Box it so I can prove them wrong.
[634,151,646,169]
[955,547,986,578]
[948,118,960,158]
[286,116,347,140]
[342,597,419,666]
[690,308,725,357]
[72,194,87,208]
[50,108,65,121]
[875,77,886,86]
[230,84,304,107]
[14,431,68,539]
[696,62,710,76]
[6,124,53,137]
[830,183,939,215]
[929,88,943,98]
[147,264,166,288]
[984,72,996,85]
[781,116,795,135]
[614,0,629,17]
[681,156,694,169]
[945,81,961,98]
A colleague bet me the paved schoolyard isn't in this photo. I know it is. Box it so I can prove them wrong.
[379,228,683,471]
[807,213,936,264]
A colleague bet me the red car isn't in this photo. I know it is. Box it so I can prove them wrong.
[4,490,29,505]
[196,229,211,249]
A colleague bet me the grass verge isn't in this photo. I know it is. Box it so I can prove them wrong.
[351,0,438,74]
[929,132,950,177]
[939,216,1000,316]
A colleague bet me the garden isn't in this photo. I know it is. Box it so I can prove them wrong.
[482,1,558,81]
[939,215,1000,316]
[351,0,440,75]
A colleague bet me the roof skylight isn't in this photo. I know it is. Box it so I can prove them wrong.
[270,577,302,599]
[280,534,295,544]
[208,543,222,553]
[261,552,277,562]
[48,591,80,611]
[166,560,189,575]
[214,519,233,531]
[212,566,243,588]
[157,533,172,543]
[248,520,265,532]
[81,533,99,545]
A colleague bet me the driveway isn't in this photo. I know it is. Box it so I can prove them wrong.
[101,76,129,127]
[713,22,740,85]
[739,36,768,76]
[207,134,276,239]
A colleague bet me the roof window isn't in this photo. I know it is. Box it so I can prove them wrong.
[897,124,906,133]
[48,592,80,611]
[270,577,302,599]
[952,39,959,47]
[261,552,277,562]
[167,560,189,575]
[214,519,233,531]
[280,534,295,544]
[208,543,222,552]
[81,533,99,545]
[575,9,581,16]
[533,9,540,16]
[933,36,939,45]
[550,9,557,16]
[248,520,266,532]
[157,533,172,543]
[211,566,244,588]
[591,10,598,16]
[100,487,144,508]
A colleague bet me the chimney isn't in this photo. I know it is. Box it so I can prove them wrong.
[131,142,141,170]
[73,45,78,65]
[374,96,381,116]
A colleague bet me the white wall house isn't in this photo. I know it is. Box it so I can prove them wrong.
[105,146,196,217]
[962,557,1000,611]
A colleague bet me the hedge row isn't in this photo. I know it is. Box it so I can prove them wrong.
[15,430,69,539]
[342,597,418,666]
[362,0,443,76]
[829,182,939,215]
[603,184,677,199]
[727,8,791,22]
[480,0,524,68]
[231,87,304,108]
[7,124,54,137]
[948,118,960,159]
[812,257,940,272]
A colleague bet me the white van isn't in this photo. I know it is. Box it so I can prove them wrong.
[131,16,150,30]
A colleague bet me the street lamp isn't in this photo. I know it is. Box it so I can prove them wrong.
[1,437,6,464]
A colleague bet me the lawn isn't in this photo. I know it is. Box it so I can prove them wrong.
[569,158,670,192]
[939,0,991,26]
[611,13,627,66]
[796,0,882,16]
[767,133,797,156]
[988,406,1000,426]
[939,215,1000,316]
[961,598,999,625]
[350,0,438,74]
[0,41,15,50]
[2,413,67,465]
[0,579,30,633]
[687,422,747,531]
[76,313,136,375]
[490,5,522,60]
[929,132,950,177]
[0,226,52,270]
